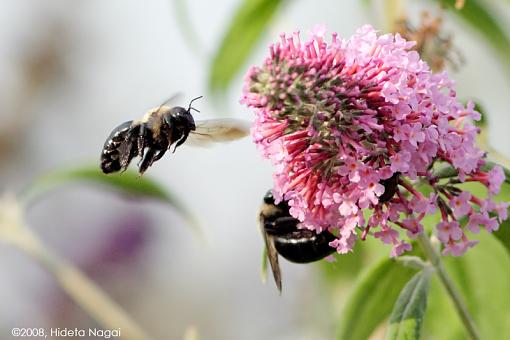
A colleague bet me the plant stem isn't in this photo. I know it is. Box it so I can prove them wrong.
[384,0,404,32]
[417,234,481,340]
[3,226,154,340]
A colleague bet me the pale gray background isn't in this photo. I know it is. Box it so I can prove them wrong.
[0,1,509,339]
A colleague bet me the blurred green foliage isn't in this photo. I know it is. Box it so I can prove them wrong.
[20,166,201,233]
[22,166,171,203]
[209,0,283,92]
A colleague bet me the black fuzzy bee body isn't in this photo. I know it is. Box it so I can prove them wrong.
[100,99,198,175]
[260,190,336,292]
[100,96,249,175]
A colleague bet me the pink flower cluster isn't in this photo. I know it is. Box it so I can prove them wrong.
[242,25,509,257]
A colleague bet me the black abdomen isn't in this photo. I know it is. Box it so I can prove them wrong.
[273,230,336,263]
[100,121,133,173]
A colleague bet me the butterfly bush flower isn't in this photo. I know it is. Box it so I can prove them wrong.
[241,25,509,257]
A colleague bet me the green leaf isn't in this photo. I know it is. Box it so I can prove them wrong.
[209,0,283,92]
[435,0,510,75]
[337,258,418,340]
[20,166,201,233]
[386,268,432,340]
[433,164,458,179]
[395,256,429,270]
[22,167,170,203]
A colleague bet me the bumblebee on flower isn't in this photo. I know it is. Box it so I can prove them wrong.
[242,25,509,257]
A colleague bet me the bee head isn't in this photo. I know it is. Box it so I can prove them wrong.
[163,96,203,130]
[163,108,193,131]
[263,189,292,213]
[263,190,275,204]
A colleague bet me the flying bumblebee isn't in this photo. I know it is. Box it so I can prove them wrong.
[259,190,337,292]
[100,95,250,174]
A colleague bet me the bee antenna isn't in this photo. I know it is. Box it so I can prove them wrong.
[188,95,203,113]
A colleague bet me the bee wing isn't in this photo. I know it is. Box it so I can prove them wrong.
[147,93,184,117]
[157,93,183,110]
[260,215,282,293]
[186,119,250,146]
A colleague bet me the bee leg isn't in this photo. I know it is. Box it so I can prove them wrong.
[264,216,300,235]
[138,148,157,174]
[119,144,138,172]
[138,134,168,174]
[151,147,168,163]
[119,125,140,171]
[171,132,189,153]
[136,124,150,162]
